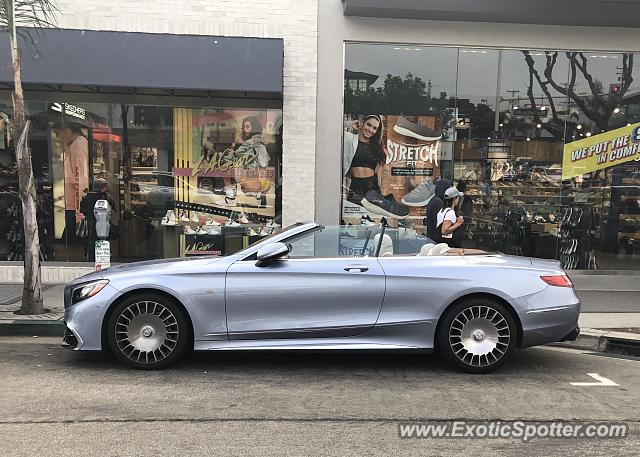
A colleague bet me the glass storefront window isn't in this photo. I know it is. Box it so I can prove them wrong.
[0,99,282,262]
[343,43,640,270]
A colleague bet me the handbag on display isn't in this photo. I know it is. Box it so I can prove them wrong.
[76,218,88,239]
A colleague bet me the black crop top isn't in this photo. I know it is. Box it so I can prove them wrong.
[351,141,377,170]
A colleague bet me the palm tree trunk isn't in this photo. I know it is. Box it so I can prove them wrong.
[11,28,44,314]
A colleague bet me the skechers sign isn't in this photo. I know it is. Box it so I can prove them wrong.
[562,122,640,179]
[49,102,86,120]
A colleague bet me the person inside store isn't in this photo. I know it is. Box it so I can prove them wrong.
[453,180,472,247]
[424,178,452,240]
[343,114,386,205]
[436,187,464,247]
[54,122,89,246]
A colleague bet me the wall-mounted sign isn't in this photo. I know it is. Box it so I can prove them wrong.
[50,102,86,120]
[562,122,640,179]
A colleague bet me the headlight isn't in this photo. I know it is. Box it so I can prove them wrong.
[72,280,109,304]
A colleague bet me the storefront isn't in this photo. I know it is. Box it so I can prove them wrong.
[316,0,640,271]
[0,29,283,262]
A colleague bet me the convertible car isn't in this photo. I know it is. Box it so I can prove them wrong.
[62,221,580,373]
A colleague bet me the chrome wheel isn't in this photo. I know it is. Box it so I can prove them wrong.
[448,305,511,368]
[114,301,179,364]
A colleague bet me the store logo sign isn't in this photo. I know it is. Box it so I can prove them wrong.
[50,102,86,120]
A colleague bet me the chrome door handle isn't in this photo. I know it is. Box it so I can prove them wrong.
[344,265,369,272]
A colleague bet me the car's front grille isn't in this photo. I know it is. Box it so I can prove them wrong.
[61,326,79,349]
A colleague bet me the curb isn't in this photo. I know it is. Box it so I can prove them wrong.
[553,328,640,357]
[0,320,65,337]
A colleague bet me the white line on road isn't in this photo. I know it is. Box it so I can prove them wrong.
[570,373,619,387]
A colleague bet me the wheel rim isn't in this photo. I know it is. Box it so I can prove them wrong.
[115,301,179,364]
[448,305,511,368]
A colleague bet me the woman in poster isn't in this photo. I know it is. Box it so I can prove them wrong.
[343,114,385,204]
[233,116,271,206]
[343,115,409,219]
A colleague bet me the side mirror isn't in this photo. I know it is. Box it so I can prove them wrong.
[255,242,289,267]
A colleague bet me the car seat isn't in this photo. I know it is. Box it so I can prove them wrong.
[373,234,394,256]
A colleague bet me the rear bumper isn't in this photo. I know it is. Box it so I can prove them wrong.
[518,302,581,348]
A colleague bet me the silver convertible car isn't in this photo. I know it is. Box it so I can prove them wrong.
[62,221,580,373]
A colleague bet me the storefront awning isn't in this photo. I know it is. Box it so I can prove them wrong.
[343,0,640,28]
[0,29,283,95]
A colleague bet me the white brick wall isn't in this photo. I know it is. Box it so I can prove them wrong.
[53,0,318,225]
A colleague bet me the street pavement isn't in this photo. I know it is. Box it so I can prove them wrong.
[0,336,638,456]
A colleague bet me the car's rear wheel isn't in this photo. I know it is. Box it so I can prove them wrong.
[437,298,517,374]
[106,293,189,369]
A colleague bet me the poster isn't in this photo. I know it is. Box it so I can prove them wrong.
[342,114,444,228]
[172,109,282,224]
[562,122,640,179]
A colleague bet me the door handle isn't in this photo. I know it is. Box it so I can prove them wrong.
[344,265,369,272]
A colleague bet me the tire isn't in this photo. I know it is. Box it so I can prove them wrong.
[437,298,517,374]
[106,292,189,369]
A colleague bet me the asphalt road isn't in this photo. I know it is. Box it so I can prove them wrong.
[0,337,638,456]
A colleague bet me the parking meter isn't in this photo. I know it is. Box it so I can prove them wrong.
[94,200,110,239]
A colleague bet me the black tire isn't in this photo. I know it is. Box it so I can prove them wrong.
[437,298,517,374]
[106,292,189,369]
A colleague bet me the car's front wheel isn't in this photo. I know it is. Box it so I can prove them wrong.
[106,293,189,369]
[437,298,517,374]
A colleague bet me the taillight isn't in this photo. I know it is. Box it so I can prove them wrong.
[540,275,573,287]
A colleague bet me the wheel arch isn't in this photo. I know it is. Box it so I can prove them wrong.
[434,292,524,349]
[101,288,194,352]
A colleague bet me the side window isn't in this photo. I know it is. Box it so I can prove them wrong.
[287,227,379,258]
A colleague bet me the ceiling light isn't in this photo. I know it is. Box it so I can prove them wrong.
[526,137,531,141]
[536,123,542,128]
[614,107,620,114]
[577,124,582,130]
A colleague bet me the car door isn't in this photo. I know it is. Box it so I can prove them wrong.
[225,227,386,339]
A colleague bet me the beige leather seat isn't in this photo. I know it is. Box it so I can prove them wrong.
[373,234,394,256]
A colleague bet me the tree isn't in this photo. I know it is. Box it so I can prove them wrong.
[0,1,57,314]
[522,51,634,140]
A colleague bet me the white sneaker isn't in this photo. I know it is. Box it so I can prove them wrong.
[196,227,208,235]
[249,228,259,236]
[237,212,250,224]
[205,217,221,226]
[179,211,190,222]
[190,212,200,223]
[204,225,221,235]
[184,226,196,234]
[225,219,241,227]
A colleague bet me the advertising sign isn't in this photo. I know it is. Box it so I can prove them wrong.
[342,114,445,227]
[95,240,110,270]
[562,122,640,179]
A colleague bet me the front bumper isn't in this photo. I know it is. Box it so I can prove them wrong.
[61,324,84,350]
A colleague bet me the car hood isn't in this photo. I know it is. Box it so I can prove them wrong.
[99,256,223,276]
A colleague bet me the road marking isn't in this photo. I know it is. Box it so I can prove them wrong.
[570,373,619,386]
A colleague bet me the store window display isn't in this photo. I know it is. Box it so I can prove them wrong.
[343,43,640,270]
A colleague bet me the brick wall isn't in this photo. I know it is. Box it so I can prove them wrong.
[53,0,318,225]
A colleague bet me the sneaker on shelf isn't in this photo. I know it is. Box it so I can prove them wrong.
[266,219,281,228]
[190,212,200,223]
[401,178,436,207]
[225,219,241,227]
[341,224,357,238]
[225,184,237,200]
[161,210,177,226]
[248,228,259,236]
[196,227,209,235]
[393,116,442,142]
[179,210,190,222]
[204,217,221,226]
[213,195,232,207]
[203,225,221,235]
[361,189,410,219]
[237,212,250,224]
[360,214,376,226]
[184,225,196,235]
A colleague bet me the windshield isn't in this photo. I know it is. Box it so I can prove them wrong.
[233,223,305,256]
